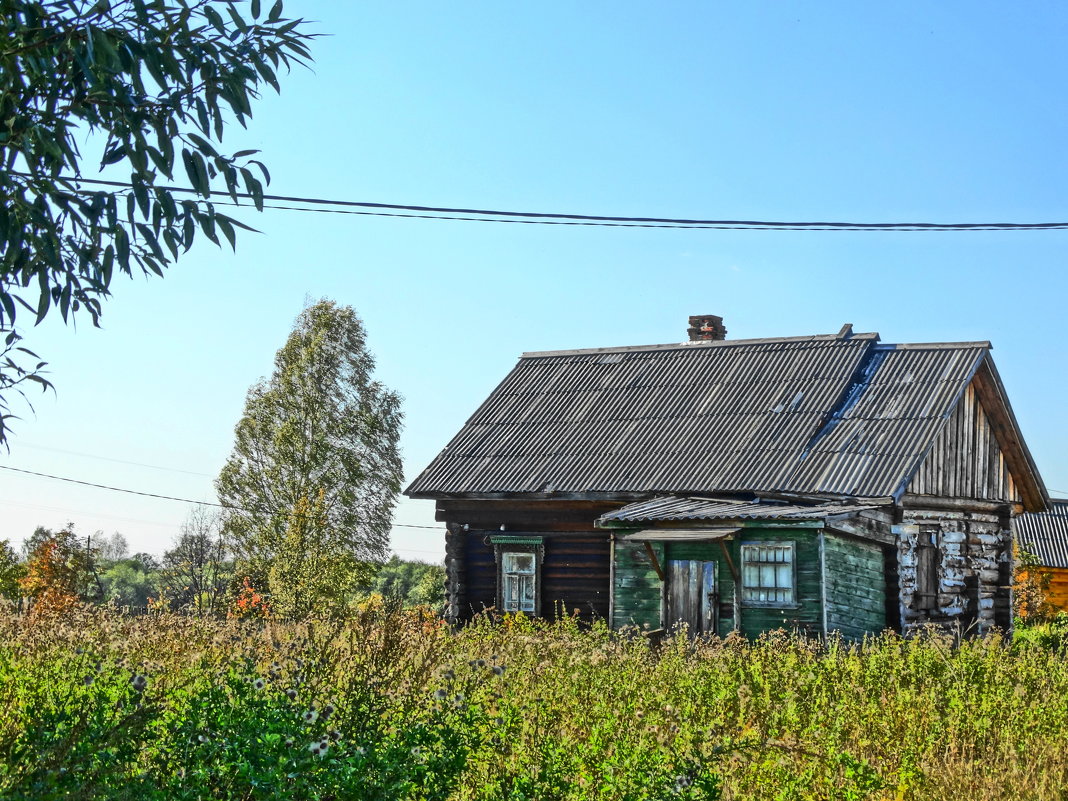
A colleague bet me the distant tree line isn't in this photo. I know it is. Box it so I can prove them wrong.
[0,506,443,617]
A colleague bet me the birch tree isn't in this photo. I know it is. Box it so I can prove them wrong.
[216,300,403,617]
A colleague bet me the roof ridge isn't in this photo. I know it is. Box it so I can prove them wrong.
[521,331,880,359]
[875,341,992,351]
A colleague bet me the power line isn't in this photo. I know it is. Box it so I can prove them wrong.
[16,442,212,477]
[0,464,443,531]
[23,172,1068,232]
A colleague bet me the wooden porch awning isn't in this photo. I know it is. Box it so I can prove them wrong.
[620,528,739,542]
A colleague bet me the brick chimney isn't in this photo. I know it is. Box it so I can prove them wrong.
[687,314,727,342]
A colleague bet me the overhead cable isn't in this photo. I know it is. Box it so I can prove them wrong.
[0,464,442,531]
[20,173,1068,232]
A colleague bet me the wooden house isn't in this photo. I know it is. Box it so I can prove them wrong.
[405,316,1047,638]
[1014,500,1068,612]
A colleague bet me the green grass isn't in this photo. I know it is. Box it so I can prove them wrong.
[2,606,1068,800]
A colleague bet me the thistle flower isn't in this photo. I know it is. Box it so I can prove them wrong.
[303,709,319,725]
[252,678,265,691]
[674,775,693,790]
[492,665,505,677]
[328,729,341,741]
[83,675,94,687]
[131,674,147,693]
[475,658,486,669]
[433,689,448,700]
[286,688,298,701]
[321,703,335,720]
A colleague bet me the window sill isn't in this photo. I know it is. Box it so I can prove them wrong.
[741,602,802,611]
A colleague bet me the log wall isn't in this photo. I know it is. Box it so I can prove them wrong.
[896,508,1013,635]
[437,499,618,623]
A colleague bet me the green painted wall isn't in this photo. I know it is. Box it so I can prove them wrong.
[611,540,663,630]
[822,532,886,640]
[736,528,824,638]
[611,528,827,637]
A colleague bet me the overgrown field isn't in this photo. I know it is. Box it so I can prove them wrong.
[3,608,1068,801]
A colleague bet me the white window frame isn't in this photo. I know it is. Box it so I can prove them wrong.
[740,542,797,607]
[490,537,544,616]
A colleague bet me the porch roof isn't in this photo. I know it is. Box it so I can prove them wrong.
[598,495,881,525]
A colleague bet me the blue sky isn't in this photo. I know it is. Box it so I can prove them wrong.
[3,1,1068,560]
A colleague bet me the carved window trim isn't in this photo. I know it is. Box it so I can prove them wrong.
[489,535,544,617]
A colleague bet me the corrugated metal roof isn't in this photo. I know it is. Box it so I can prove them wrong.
[599,496,880,523]
[1015,500,1068,568]
[405,331,993,500]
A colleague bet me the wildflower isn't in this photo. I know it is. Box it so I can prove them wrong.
[197,734,209,744]
[284,738,294,748]
[308,741,323,757]
[674,775,692,790]
[131,674,147,693]
[411,746,424,759]
[433,688,448,700]
[286,688,298,701]
[303,709,319,724]
[83,675,94,687]
[492,665,505,677]
[475,658,486,668]
[328,729,341,741]
[252,678,265,691]
[453,693,465,705]
[322,703,335,720]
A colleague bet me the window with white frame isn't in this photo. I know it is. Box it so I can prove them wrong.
[741,543,795,605]
[501,551,537,613]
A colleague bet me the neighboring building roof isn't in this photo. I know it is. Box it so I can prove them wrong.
[1015,500,1068,568]
[598,496,882,524]
[406,328,1045,508]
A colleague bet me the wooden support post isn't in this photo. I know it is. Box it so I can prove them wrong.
[719,539,742,632]
[644,542,665,582]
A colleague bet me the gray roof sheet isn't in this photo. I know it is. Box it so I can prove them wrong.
[599,496,881,524]
[406,331,990,500]
[1015,500,1068,568]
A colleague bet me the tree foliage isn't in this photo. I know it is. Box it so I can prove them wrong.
[0,0,315,442]
[0,539,24,602]
[18,526,98,613]
[366,555,445,609]
[160,504,231,615]
[216,300,404,617]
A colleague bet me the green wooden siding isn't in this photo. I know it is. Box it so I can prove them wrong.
[822,532,886,640]
[611,528,824,636]
[611,540,663,630]
[737,528,823,638]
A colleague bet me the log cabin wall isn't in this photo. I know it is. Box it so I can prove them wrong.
[437,499,619,623]
[896,508,1013,635]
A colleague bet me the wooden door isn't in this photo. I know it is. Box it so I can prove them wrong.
[667,560,717,635]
